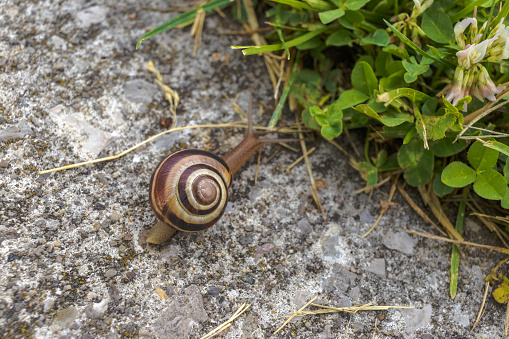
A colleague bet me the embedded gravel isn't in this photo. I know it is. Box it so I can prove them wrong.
[0,0,507,338]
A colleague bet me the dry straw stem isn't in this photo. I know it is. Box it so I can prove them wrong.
[352,174,392,194]
[370,317,396,337]
[471,257,509,333]
[361,175,399,238]
[274,295,412,335]
[241,0,283,96]
[274,56,287,101]
[39,121,306,175]
[254,150,262,186]
[471,212,509,226]
[467,197,509,248]
[201,302,251,339]
[506,302,509,337]
[39,121,244,174]
[295,112,325,219]
[274,295,318,334]
[471,281,490,332]
[145,60,179,127]
[326,139,350,157]
[396,182,447,237]
[344,129,362,158]
[417,184,463,241]
[456,83,509,142]
[190,3,206,55]
[291,302,413,315]
[459,125,509,139]
[223,93,247,118]
[286,147,316,173]
[278,142,299,153]
[402,229,509,254]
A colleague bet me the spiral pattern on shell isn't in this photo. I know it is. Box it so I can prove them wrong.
[149,149,232,232]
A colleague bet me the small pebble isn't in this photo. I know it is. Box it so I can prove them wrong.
[123,79,158,104]
[239,234,253,245]
[349,286,360,302]
[207,286,220,296]
[95,202,106,210]
[105,269,117,278]
[43,297,56,313]
[34,219,47,227]
[297,219,312,234]
[50,306,78,331]
[155,287,168,301]
[139,329,150,336]
[33,245,45,256]
[75,5,109,29]
[382,231,416,255]
[275,264,286,274]
[254,243,276,259]
[242,274,256,285]
[109,212,122,222]
[126,271,136,281]
[138,229,149,248]
[366,258,386,278]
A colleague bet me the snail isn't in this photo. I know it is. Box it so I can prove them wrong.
[146,93,297,244]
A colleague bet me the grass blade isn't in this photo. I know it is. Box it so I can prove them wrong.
[269,0,315,11]
[384,20,455,69]
[234,27,329,55]
[266,22,308,32]
[268,51,301,129]
[496,2,509,26]
[450,195,466,299]
[275,5,290,59]
[451,0,490,22]
[136,0,232,49]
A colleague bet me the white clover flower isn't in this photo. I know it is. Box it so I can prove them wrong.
[444,67,467,107]
[456,37,497,68]
[486,20,509,61]
[444,16,509,110]
[412,0,434,17]
[489,18,506,38]
[454,17,477,48]
[502,40,509,59]
[412,0,422,14]
[477,65,504,101]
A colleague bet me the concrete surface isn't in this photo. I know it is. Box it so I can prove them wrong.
[0,0,507,338]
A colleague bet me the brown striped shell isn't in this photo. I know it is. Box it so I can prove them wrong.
[149,149,232,232]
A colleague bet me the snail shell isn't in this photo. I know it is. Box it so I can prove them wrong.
[149,149,232,232]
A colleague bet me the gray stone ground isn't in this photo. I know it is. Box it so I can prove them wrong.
[0,0,507,338]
